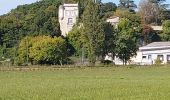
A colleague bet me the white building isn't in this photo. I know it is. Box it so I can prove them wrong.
[106,42,170,65]
[151,26,163,31]
[133,42,170,65]
[106,16,120,26]
[59,3,79,36]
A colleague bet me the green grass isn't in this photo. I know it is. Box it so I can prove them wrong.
[0,66,170,100]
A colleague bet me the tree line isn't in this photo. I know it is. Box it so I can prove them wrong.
[0,0,170,66]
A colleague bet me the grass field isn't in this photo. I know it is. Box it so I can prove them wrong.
[0,66,170,100]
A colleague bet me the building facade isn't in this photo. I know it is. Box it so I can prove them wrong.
[59,3,79,36]
[133,42,170,65]
[106,16,120,26]
[105,42,170,65]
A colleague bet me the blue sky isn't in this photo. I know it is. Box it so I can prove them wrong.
[0,0,169,15]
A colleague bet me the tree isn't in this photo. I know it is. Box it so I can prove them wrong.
[82,0,105,65]
[114,9,141,27]
[118,0,137,12]
[16,36,31,65]
[68,25,84,56]
[141,25,154,45]
[139,0,169,25]
[0,0,62,61]
[101,2,117,18]
[17,36,68,65]
[161,20,170,41]
[102,23,116,62]
[115,18,138,65]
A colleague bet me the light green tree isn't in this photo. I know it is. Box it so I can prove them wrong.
[115,18,138,65]
[161,20,170,41]
[17,36,67,65]
[68,25,83,55]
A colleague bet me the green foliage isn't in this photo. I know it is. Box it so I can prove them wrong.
[139,0,169,25]
[119,0,137,11]
[116,18,138,65]
[68,25,86,56]
[102,23,116,60]
[83,0,105,65]
[141,25,154,45]
[17,36,31,65]
[17,36,68,65]
[101,2,117,18]
[155,58,162,65]
[163,20,170,34]
[161,20,170,41]
[0,0,62,63]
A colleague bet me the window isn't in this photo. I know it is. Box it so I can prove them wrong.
[142,56,147,59]
[157,55,164,61]
[65,11,69,16]
[167,55,170,61]
[148,55,152,59]
[68,18,73,25]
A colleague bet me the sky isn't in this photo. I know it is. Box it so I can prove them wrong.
[0,0,169,15]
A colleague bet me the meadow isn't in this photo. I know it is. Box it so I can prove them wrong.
[0,66,170,100]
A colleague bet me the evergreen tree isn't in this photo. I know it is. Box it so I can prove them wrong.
[82,0,105,65]
[119,0,137,11]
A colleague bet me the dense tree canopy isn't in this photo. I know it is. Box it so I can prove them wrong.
[17,36,67,65]
[82,0,105,65]
[139,0,170,25]
[0,0,169,66]
[161,20,170,41]
[115,18,138,65]
[0,0,62,60]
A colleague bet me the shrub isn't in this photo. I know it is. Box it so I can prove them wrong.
[17,36,68,65]
[155,58,162,65]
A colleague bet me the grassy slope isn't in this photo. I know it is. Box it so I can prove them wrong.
[0,67,170,100]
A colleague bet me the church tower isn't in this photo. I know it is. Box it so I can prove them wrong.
[59,3,79,37]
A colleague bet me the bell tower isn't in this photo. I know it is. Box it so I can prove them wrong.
[59,3,79,37]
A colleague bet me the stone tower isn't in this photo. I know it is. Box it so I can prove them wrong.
[58,3,79,37]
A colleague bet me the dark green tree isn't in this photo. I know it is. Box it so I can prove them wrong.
[101,2,117,18]
[0,0,62,61]
[82,0,105,65]
[119,0,137,12]
[101,23,116,62]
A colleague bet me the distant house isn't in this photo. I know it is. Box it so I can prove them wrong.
[106,42,170,65]
[132,42,170,65]
[151,26,163,31]
[106,16,119,26]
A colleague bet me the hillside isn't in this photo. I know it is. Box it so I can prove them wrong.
[0,0,62,58]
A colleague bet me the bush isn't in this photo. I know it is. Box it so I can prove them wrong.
[17,36,68,65]
[101,60,113,65]
[155,58,162,65]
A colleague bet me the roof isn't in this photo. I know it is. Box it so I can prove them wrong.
[106,16,119,24]
[108,16,119,19]
[63,3,78,7]
[151,26,163,31]
[144,42,170,47]
[139,42,170,51]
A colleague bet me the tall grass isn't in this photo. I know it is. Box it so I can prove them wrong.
[0,67,170,100]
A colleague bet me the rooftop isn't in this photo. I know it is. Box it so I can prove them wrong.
[63,3,78,7]
[145,42,170,47]
[139,42,170,51]
[150,26,163,31]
